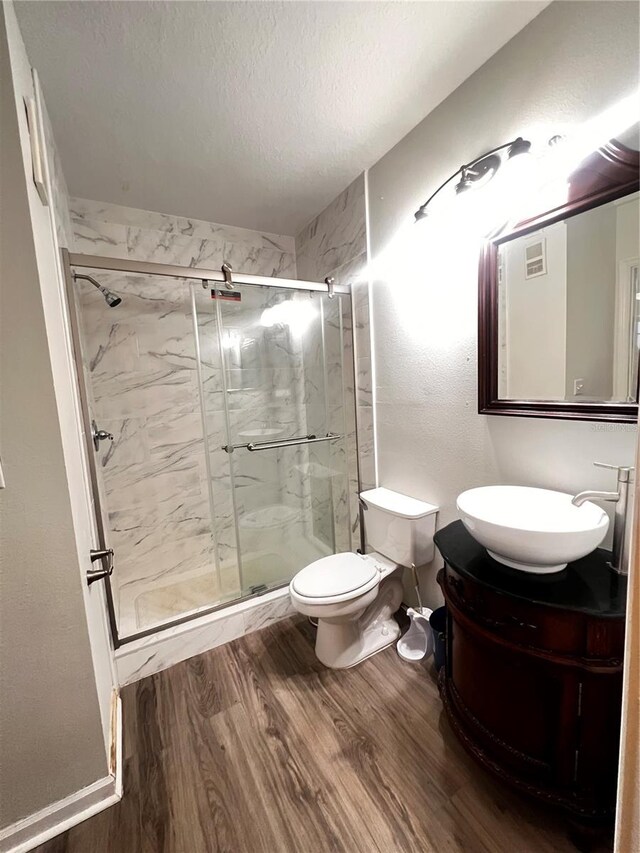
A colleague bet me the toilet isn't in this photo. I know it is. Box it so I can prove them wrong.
[289,487,438,669]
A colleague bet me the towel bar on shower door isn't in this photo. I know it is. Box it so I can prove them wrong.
[221,432,342,453]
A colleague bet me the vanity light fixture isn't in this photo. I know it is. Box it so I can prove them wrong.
[414,136,532,222]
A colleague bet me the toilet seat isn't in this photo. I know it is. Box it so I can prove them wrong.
[290,552,380,604]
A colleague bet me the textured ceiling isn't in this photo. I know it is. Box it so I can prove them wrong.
[15,1,548,235]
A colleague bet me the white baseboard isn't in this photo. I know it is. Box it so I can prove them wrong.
[113,694,123,799]
[0,695,123,853]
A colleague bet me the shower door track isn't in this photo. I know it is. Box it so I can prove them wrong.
[67,252,351,294]
[62,249,353,649]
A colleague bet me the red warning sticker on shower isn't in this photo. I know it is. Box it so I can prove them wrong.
[210,289,241,302]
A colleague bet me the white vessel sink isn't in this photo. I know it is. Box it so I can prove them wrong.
[456,486,609,574]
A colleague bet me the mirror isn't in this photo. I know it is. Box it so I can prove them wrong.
[498,192,640,403]
[479,134,640,421]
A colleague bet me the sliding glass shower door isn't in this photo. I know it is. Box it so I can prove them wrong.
[195,282,351,598]
[70,269,228,639]
[68,255,353,644]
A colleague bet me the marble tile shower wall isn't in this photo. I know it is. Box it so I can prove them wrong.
[295,173,375,547]
[70,198,303,631]
[70,197,297,275]
[300,295,352,554]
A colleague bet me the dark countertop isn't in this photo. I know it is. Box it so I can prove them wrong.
[434,520,627,618]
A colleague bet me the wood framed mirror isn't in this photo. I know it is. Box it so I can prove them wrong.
[478,135,640,422]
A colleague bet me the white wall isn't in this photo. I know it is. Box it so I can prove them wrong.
[502,222,567,399]
[565,204,617,401]
[367,0,639,606]
[0,0,114,835]
[616,192,640,262]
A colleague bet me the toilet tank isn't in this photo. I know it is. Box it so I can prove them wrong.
[360,487,438,567]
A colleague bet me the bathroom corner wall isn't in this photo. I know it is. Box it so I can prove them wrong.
[366,0,639,607]
[295,173,375,548]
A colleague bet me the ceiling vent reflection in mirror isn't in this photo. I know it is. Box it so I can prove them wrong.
[524,239,546,279]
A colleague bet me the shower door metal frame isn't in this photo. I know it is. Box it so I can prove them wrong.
[61,248,354,648]
[67,252,351,294]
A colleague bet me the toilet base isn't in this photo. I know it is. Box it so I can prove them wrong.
[314,576,403,669]
[316,617,401,669]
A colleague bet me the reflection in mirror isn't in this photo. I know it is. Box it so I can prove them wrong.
[497,190,640,403]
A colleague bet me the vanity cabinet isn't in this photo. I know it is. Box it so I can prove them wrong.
[434,521,626,829]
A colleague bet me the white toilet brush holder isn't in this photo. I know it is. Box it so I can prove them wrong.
[396,607,434,662]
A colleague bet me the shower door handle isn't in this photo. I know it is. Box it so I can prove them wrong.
[87,548,114,585]
[247,433,342,452]
[221,432,342,453]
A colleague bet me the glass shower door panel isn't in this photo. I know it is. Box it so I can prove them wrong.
[212,284,351,595]
[312,293,352,555]
[74,270,224,639]
[192,285,244,604]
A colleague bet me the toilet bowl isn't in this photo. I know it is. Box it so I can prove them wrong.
[289,487,439,669]
[290,551,403,668]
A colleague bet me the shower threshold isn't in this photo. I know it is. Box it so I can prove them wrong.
[114,585,295,686]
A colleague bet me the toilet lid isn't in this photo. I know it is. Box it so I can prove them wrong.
[291,553,378,598]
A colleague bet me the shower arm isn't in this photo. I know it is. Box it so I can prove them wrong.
[73,272,111,297]
[73,272,122,307]
[73,272,102,288]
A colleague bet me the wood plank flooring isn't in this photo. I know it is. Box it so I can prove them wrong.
[35,617,609,853]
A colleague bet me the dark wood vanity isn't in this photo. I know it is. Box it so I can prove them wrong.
[434,521,627,831]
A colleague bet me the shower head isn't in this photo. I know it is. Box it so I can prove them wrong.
[104,290,122,308]
[73,273,122,308]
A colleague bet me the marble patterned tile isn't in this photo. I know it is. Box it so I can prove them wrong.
[332,251,369,291]
[295,174,366,280]
[146,411,206,461]
[116,531,215,588]
[70,197,295,254]
[105,463,203,514]
[357,356,373,407]
[357,405,376,491]
[294,179,372,534]
[96,416,149,476]
[242,594,296,633]
[126,228,224,268]
[92,367,200,421]
[222,241,296,279]
[352,273,370,317]
[116,610,246,684]
[115,587,295,684]
[72,218,128,257]
[82,319,139,379]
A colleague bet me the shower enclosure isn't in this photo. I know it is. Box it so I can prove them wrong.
[63,251,355,645]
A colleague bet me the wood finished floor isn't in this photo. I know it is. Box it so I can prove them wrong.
[36,617,607,853]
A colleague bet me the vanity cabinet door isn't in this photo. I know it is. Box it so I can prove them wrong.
[574,670,623,813]
[445,602,578,785]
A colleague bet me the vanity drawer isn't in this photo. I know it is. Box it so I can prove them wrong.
[441,566,587,656]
